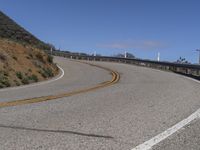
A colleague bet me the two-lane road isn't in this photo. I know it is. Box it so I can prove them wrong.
[0,57,200,150]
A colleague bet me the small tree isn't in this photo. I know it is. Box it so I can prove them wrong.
[176,57,190,64]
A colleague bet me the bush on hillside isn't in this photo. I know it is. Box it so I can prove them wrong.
[0,53,6,61]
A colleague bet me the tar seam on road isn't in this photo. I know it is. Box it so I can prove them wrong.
[0,61,120,108]
[131,76,200,150]
[0,65,65,92]
[0,124,114,139]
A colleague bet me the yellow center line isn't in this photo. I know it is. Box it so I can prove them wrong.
[0,61,120,108]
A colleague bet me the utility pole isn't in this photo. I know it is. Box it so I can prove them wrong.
[50,47,53,56]
[124,51,127,58]
[196,49,200,64]
[157,52,160,62]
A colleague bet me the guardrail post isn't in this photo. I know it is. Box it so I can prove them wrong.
[197,70,200,76]
[186,69,190,74]
[195,70,198,76]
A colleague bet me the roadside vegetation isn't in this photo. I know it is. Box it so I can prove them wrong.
[0,38,58,89]
[0,11,59,89]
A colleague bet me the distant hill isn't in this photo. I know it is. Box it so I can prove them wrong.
[0,11,58,88]
[114,52,135,59]
[0,11,51,50]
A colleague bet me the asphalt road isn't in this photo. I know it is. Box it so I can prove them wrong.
[152,119,200,150]
[0,57,111,102]
[0,56,200,150]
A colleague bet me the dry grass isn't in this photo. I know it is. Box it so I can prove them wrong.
[0,38,58,88]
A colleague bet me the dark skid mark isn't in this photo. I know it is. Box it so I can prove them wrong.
[0,124,113,139]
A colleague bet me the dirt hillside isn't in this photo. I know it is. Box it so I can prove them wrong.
[0,38,58,88]
[0,11,59,88]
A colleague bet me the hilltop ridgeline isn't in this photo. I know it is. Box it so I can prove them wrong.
[0,11,58,88]
[0,11,51,50]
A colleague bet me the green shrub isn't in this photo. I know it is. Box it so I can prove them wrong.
[0,76,10,88]
[0,71,8,76]
[44,68,54,77]
[0,53,6,61]
[14,80,20,86]
[3,80,10,87]
[4,71,8,76]
[21,77,29,84]
[0,83,4,88]
[16,71,23,79]
[38,68,54,78]
[38,70,47,78]
[28,74,38,82]
[47,55,53,63]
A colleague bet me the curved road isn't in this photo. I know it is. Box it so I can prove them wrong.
[0,56,200,150]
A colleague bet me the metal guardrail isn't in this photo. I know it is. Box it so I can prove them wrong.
[45,50,200,78]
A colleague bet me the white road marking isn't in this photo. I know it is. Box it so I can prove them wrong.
[182,76,200,84]
[131,76,200,150]
[0,65,64,92]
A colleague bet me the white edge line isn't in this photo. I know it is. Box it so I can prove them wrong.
[131,76,200,150]
[0,65,64,92]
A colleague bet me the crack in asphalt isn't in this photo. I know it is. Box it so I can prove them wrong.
[0,124,114,139]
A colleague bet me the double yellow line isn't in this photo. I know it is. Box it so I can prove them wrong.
[0,62,120,108]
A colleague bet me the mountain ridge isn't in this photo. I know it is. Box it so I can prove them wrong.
[0,11,58,88]
[0,11,51,50]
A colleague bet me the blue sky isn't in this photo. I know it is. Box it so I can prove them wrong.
[0,0,200,63]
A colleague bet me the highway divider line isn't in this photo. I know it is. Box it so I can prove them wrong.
[0,65,64,92]
[0,62,120,108]
[131,76,200,150]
